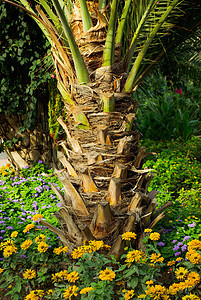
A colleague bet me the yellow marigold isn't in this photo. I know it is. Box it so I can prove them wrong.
[62,246,68,253]
[35,234,46,244]
[187,272,200,285]
[21,239,33,250]
[187,239,201,251]
[138,295,146,299]
[150,253,164,264]
[23,224,35,233]
[146,280,154,285]
[80,287,94,294]
[149,232,160,241]
[167,260,176,266]
[24,290,44,300]
[122,232,137,241]
[23,269,36,280]
[10,231,18,238]
[175,267,188,281]
[71,247,85,259]
[99,268,116,281]
[144,229,153,233]
[67,271,79,283]
[175,257,183,262]
[0,268,4,274]
[146,284,169,299]
[63,285,78,299]
[168,283,180,295]
[3,245,17,258]
[182,294,200,300]
[126,249,146,266]
[124,290,135,300]
[188,251,201,265]
[32,214,43,222]
[0,239,15,250]
[46,289,54,295]
[37,242,48,253]
[53,246,63,255]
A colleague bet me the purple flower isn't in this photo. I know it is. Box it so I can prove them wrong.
[21,255,26,258]
[177,242,183,247]
[56,203,62,208]
[188,222,196,228]
[172,240,177,244]
[0,230,5,233]
[175,252,181,256]
[173,245,180,251]
[157,242,165,246]
[38,160,43,163]
[183,236,191,242]
[181,244,188,252]
[0,236,3,240]
[6,226,13,230]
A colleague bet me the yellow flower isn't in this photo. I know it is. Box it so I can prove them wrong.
[23,224,35,233]
[144,229,153,233]
[167,260,175,266]
[168,283,180,295]
[146,280,154,285]
[138,295,146,299]
[62,246,68,253]
[0,268,4,274]
[71,247,85,259]
[182,294,200,300]
[24,290,44,300]
[37,242,48,253]
[175,267,188,281]
[187,272,200,285]
[80,287,94,294]
[21,239,33,250]
[53,246,63,255]
[99,268,116,281]
[149,232,160,241]
[187,250,201,264]
[11,231,18,238]
[63,285,78,299]
[126,249,146,266]
[23,269,36,280]
[150,253,164,264]
[122,232,137,241]
[124,290,135,300]
[67,271,79,283]
[46,289,54,295]
[187,239,201,251]
[3,245,17,258]
[35,234,46,244]
[32,214,43,222]
[175,257,183,262]
[146,284,169,299]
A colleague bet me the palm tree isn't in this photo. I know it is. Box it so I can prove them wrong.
[2,0,201,255]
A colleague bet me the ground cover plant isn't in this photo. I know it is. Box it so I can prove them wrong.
[0,136,201,299]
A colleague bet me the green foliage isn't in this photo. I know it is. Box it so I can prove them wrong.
[0,3,52,130]
[136,76,201,140]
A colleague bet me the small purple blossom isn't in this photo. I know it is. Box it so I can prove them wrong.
[6,226,13,230]
[38,160,43,163]
[56,203,62,208]
[21,255,26,258]
[173,245,180,251]
[181,244,188,252]
[188,222,196,228]
[177,242,183,247]
[157,242,165,247]
[175,252,181,256]
[183,236,191,242]
[172,240,177,244]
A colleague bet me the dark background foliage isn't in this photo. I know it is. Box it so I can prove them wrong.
[0,3,52,130]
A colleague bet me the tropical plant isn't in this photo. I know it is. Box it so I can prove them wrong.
[1,0,201,255]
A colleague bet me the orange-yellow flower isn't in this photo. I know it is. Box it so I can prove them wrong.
[99,268,116,281]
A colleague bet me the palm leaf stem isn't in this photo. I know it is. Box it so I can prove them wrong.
[124,0,181,92]
[51,0,89,84]
[102,0,118,67]
[79,0,93,32]
[115,0,132,45]
[125,0,159,71]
